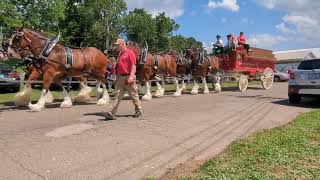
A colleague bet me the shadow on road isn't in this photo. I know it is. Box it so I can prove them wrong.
[272,98,320,109]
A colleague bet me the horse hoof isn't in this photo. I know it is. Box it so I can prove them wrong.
[28,103,43,112]
[74,95,91,103]
[60,99,73,108]
[204,90,210,94]
[142,95,152,101]
[97,98,108,106]
[14,92,31,106]
[173,92,181,97]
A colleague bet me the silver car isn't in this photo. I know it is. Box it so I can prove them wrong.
[288,58,320,104]
[274,70,289,82]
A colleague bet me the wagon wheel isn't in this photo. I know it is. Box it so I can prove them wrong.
[238,75,248,92]
[261,68,274,90]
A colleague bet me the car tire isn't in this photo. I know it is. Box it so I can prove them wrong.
[289,94,301,104]
[274,76,281,82]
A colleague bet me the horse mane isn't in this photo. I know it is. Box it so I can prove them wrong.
[22,27,49,38]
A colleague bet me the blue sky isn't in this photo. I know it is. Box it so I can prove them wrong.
[126,0,320,52]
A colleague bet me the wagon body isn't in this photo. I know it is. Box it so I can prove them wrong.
[217,46,276,91]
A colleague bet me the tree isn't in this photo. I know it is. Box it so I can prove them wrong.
[62,0,127,49]
[123,9,157,52]
[170,35,203,52]
[170,35,187,52]
[154,12,179,52]
[0,0,23,35]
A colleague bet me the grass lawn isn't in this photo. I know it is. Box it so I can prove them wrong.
[186,110,320,180]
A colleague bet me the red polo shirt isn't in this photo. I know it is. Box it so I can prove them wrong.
[238,35,246,44]
[117,48,136,75]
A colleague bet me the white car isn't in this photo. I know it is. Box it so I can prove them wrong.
[288,58,320,104]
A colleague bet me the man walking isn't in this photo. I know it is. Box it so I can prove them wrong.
[104,38,142,120]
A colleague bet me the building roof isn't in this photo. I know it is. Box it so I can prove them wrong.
[273,48,320,63]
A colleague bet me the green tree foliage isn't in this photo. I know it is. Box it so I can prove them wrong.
[154,12,179,52]
[170,35,203,52]
[0,0,203,51]
[123,9,157,51]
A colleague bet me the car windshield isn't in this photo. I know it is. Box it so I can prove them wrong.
[298,59,320,70]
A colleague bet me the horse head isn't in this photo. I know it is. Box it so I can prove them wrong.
[185,46,200,65]
[8,28,49,58]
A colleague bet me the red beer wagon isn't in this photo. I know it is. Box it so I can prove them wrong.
[217,46,276,91]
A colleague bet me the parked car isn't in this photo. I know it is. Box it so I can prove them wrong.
[0,64,21,92]
[274,70,289,82]
[288,58,320,104]
[24,73,80,90]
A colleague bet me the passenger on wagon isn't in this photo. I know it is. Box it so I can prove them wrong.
[213,35,224,55]
[238,32,252,52]
[224,34,236,54]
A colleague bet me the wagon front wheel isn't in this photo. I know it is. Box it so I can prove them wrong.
[261,68,274,90]
[238,75,248,92]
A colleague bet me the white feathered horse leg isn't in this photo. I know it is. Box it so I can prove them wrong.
[14,85,32,106]
[201,76,210,94]
[214,75,222,93]
[28,89,48,112]
[60,85,73,108]
[74,83,92,103]
[44,90,54,104]
[141,81,152,101]
[181,77,187,91]
[191,79,199,95]
[154,76,165,97]
[173,77,182,97]
[97,83,110,106]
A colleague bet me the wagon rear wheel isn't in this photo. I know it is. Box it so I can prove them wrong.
[261,68,274,90]
[238,75,248,92]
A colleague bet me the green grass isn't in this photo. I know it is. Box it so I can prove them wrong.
[194,110,320,180]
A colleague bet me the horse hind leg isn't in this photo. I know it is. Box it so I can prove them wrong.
[74,83,93,103]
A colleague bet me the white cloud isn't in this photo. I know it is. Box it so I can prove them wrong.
[257,0,320,47]
[275,22,295,34]
[208,0,240,12]
[125,0,185,18]
[248,34,287,49]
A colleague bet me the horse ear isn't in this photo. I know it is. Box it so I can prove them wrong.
[17,26,23,32]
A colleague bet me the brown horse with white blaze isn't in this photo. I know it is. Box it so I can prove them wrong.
[5,37,93,106]
[8,28,110,111]
[185,47,221,94]
[126,42,182,101]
